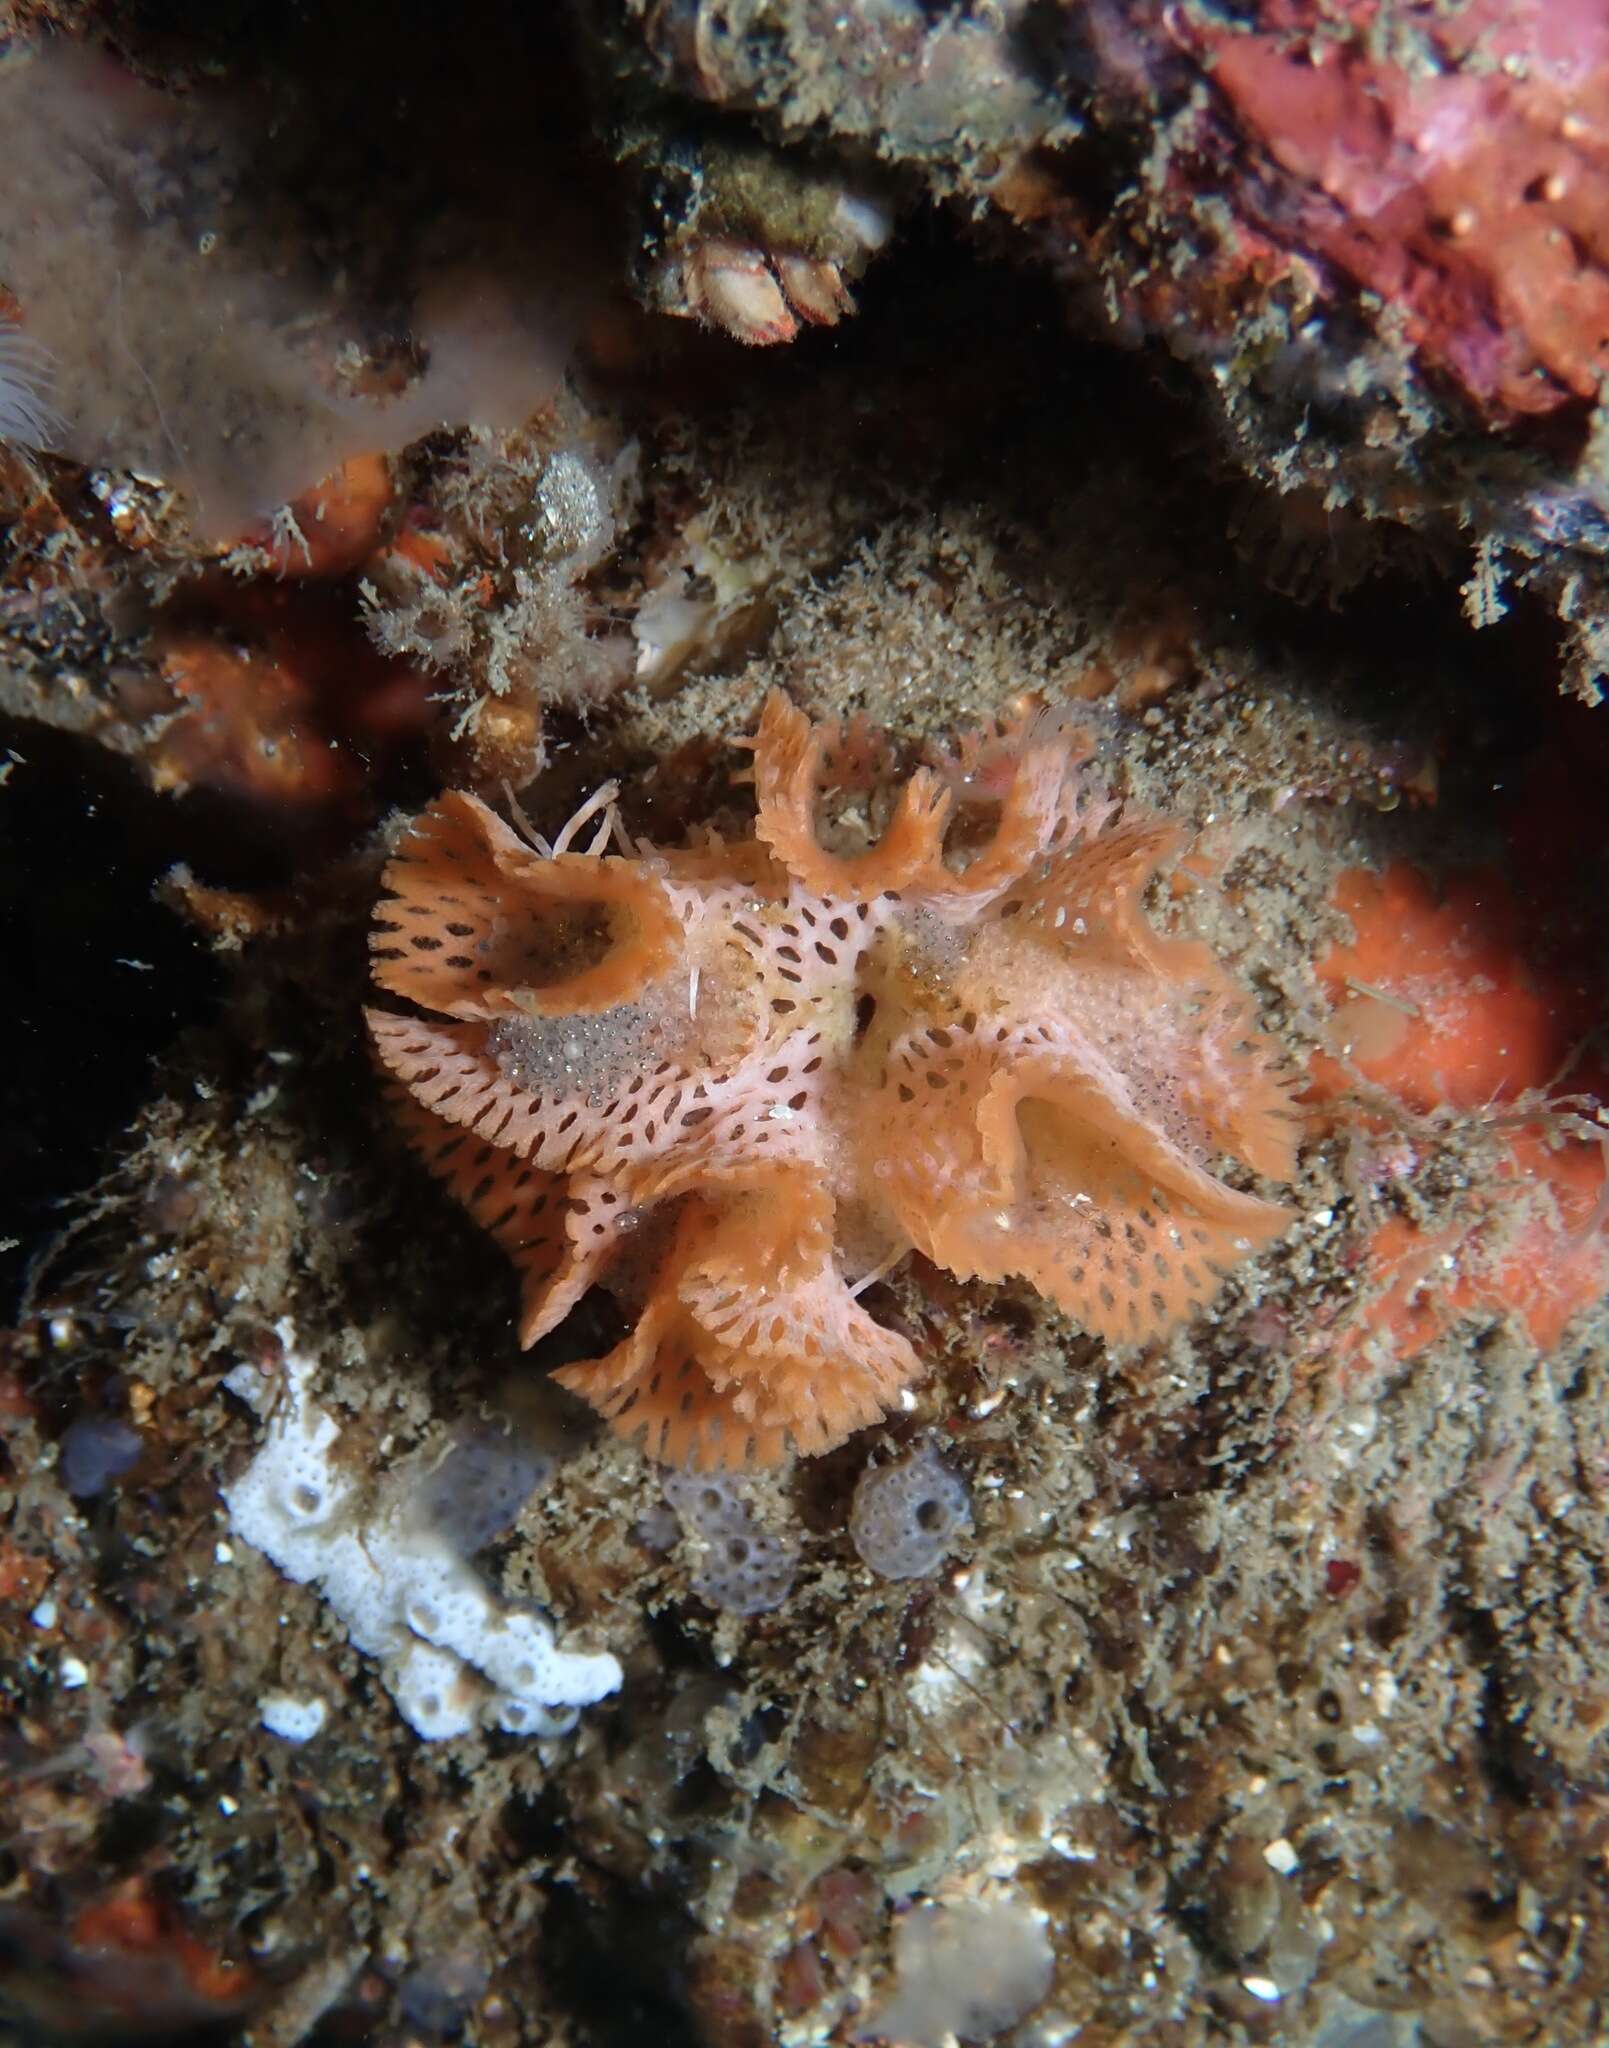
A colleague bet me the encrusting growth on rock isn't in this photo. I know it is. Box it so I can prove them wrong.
[367,694,1298,1467]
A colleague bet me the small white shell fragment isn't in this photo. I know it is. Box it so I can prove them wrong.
[258,1693,328,1744]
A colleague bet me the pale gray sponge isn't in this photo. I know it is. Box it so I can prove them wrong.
[60,1416,142,1497]
[849,1444,970,1580]
[413,1425,552,1555]
[662,1470,799,1617]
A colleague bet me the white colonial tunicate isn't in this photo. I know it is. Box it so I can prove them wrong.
[223,1324,622,1741]
[389,1641,480,1741]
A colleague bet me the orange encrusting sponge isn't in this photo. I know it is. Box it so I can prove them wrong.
[368,693,1298,1467]
[1311,863,1585,1114]
[1311,862,1607,1362]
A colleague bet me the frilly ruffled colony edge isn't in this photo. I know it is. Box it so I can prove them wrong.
[368,694,1298,1467]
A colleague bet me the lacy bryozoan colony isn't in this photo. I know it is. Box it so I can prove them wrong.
[368,694,1297,1468]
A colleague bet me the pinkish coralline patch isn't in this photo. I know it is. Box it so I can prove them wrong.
[1174,0,1609,421]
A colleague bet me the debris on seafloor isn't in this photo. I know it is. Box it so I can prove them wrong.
[359,418,640,790]
[4,5,1609,2045]
[851,1896,1056,2048]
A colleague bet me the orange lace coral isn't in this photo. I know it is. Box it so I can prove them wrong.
[368,694,1298,1467]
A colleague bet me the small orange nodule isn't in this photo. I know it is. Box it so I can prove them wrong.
[0,1538,47,1603]
[71,1880,254,2010]
[154,631,353,806]
[148,574,432,808]
[383,522,455,583]
[228,451,395,579]
[171,1931,252,2002]
[73,1883,164,1954]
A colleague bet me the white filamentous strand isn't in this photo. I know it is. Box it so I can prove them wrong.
[552,781,620,857]
[849,1252,902,1299]
[503,780,551,857]
[0,321,63,449]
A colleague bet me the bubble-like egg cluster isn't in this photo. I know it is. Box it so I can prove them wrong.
[662,1469,799,1616]
[849,1443,970,1580]
[489,1000,673,1109]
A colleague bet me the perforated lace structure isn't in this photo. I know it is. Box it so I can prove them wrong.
[368,693,1298,1466]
